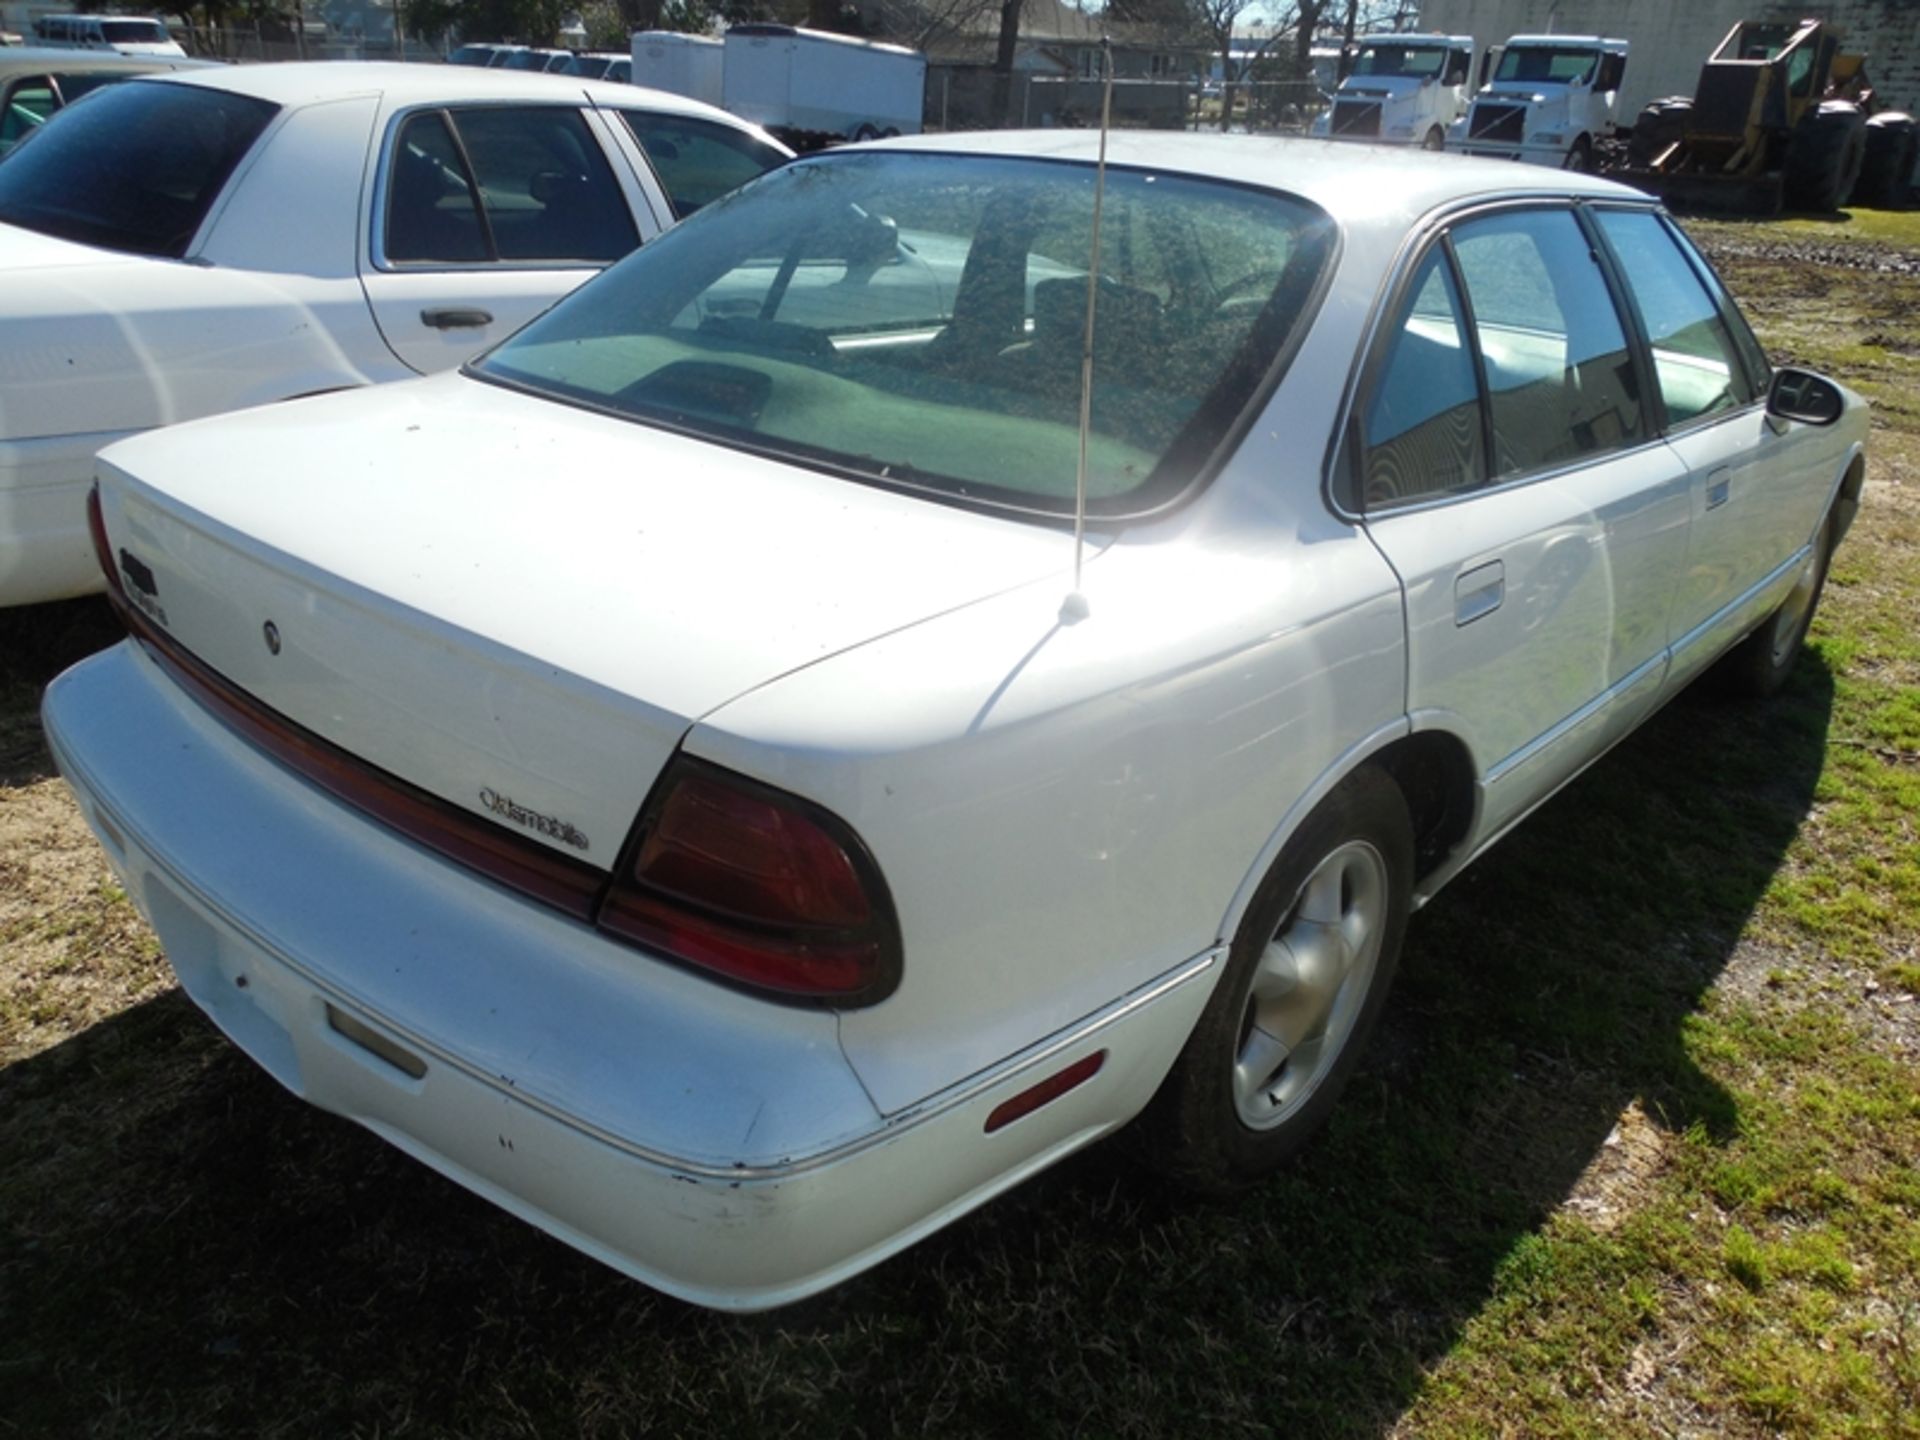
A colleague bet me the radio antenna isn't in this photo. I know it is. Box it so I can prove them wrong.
[1061,35,1115,627]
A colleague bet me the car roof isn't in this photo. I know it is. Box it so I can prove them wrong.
[858,130,1652,225]
[0,48,208,80]
[139,59,747,127]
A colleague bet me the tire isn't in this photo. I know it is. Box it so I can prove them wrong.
[1423,125,1444,152]
[1785,102,1867,212]
[1715,513,1833,698]
[1627,97,1691,168]
[1855,112,1918,208]
[851,123,879,143]
[1563,134,1593,172]
[1138,766,1414,1195]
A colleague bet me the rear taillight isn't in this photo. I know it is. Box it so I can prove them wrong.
[87,483,123,600]
[596,759,901,1005]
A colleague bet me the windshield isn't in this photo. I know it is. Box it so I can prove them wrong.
[1494,47,1599,84]
[475,152,1334,517]
[0,81,275,257]
[1351,44,1447,79]
[100,20,170,43]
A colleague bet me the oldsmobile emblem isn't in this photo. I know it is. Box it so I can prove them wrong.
[262,620,281,655]
[478,788,590,852]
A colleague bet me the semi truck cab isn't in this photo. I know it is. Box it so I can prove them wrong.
[1451,35,1629,170]
[1310,33,1476,150]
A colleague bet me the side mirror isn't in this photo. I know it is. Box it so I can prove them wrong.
[1767,367,1844,426]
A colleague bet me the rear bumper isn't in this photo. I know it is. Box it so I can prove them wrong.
[44,640,1218,1308]
[0,431,135,606]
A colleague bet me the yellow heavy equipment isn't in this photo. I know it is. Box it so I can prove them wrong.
[1615,18,1914,214]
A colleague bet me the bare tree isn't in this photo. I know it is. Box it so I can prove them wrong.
[1198,0,1306,131]
[990,0,1021,125]
[863,0,1003,53]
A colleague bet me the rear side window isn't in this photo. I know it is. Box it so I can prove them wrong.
[1449,209,1644,477]
[619,112,786,217]
[0,80,58,155]
[1363,248,1486,510]
[385,106,637,265]
[1595,209,1756,426]
[0,81,276,257]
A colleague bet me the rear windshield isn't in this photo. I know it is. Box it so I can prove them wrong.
[475,152,1335,518]
[0,81,276,257]
[100,20,170,43]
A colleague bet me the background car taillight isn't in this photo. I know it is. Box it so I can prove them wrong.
[596,758,902,1006]
[86,484,123,601]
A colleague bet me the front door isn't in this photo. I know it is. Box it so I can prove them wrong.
[1591,208,1833,682]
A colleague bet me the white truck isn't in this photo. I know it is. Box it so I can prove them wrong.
[1450,35,1629,172]
[630,30,724,108]
[721,24,924,144]
[1309,33,1476,150]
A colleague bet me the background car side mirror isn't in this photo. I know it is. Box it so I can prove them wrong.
[1767,368,1844,426]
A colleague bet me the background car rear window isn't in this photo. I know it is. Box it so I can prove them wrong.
[385,106,636,265]
[1449,209,1644,477]
[618,111,786,218]
[477,152,1335,517]
[0,80,57,155]
[0,81,276,257]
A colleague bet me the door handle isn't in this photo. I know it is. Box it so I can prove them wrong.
[420,307,494,330]
[1454,560,1504,626]
[1705,468,1731,510]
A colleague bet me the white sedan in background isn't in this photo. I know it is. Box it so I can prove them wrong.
[49,133,1866,1309]
[0,62,789,607]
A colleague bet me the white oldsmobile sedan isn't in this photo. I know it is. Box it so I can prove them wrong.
[0,62,789,607]
[47,134,1866,1309]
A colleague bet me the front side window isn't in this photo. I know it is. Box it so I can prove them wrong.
[618,112,787,218]
[1363,248,1486,510]
[1449,209,1644,477]
[477,153,1335,517]
[385,106,637,265]
[0,81,276,257]
[1594,209,1756,426]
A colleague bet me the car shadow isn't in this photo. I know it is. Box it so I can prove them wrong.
[0,596,123,788]
[0,654,1835,1436]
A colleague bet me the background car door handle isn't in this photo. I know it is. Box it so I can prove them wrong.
[420,307,493,330]
[1705,468,1732,510]
[1454,560,1504,626]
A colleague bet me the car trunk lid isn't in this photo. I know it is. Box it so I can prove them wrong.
[93,372,1081,870]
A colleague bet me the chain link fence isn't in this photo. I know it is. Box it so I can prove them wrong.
[922,69,1330,135]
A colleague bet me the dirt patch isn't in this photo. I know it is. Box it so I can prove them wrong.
[1690,233,1920,275]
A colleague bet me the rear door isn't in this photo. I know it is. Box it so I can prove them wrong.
[360,102,660,373]
[1356,205,1692,838]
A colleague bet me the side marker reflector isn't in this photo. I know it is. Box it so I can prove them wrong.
[984,1050,1106,1134]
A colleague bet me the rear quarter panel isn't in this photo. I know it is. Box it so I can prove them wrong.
[692,486,1406,1115]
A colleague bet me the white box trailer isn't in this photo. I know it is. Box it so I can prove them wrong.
[722,24,925,142]
[629,30,724,108]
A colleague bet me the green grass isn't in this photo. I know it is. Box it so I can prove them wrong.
[2,221,1918,1437]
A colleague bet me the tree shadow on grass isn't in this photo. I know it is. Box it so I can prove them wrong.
[0,657,1834,1438]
